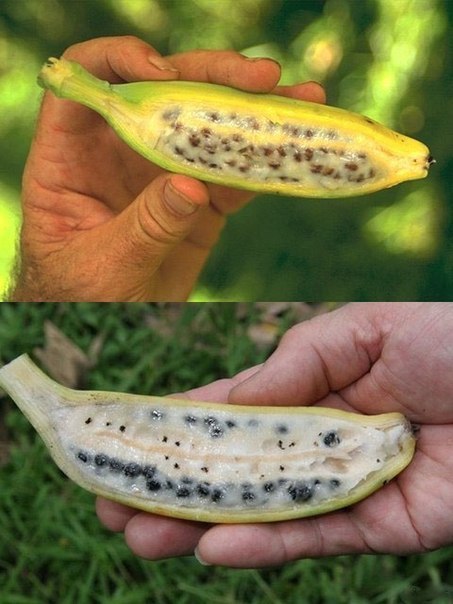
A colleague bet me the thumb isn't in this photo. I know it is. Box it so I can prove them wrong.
[110,172,209,282]
[228,304,388,407]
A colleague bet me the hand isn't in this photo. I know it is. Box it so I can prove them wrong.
[11,36,325,301]
[96,302,453,567]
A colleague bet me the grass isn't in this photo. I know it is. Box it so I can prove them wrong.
[1,303,452,603]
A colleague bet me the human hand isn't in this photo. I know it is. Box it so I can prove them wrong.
[11,36,325,301]
[96,302,453,567]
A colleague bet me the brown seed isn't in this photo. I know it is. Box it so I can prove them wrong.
[226,159,237,167]
[310,164,323,174]
[268,161,281,170]
[304,148,314,161]
[293,151,303,162]
[201,128,212,137]
[189,135,200,147]
[278,146,287,157]
[345,162,358,171]
[209,112,220,122]
[263,146,274,156]
[305,129,314,138]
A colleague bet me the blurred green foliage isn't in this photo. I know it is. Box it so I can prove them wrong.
[0,0,452,300]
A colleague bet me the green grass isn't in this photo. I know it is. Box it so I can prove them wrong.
[1,303,452,603]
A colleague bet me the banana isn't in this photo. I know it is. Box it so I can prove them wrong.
[0,354,416,523]
[37,57,434,198]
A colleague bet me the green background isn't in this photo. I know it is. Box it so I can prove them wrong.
[0,0,452,301]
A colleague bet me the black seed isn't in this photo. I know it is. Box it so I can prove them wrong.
[289,441,295,447]
[201,466,209,473]
[166,480,174,490]
[174,463,180,469]
[124,463,141,477]
[175,441,181,447]
[95,454,108,467]
[164,455,169,460]
[77,452,88,463]
[288,482,313,503]
[109,458,124,472]
[263,482,275,493]
[162,436,168,443]
[242,491,255,502]
[205,416,217,426]
[142,465,156,479]
[209,163,219,169]
[151,409,163,420]
[376,459,381,463]
[279,465,285,472]
[176,487,192,498]
[330,479,341,488]
[211,489,224,503]
[174,146,184,156]
[185,415,197,424]
[85,417,92,425]
[226,420,236,428]
[323,431,341,447]
[276,424,289,434]
[197,483,211,497]
[106,422,111,426]
[146,480,162,491]
[278,440,285,450]
[210,426,224,438]
[119,425,126,432]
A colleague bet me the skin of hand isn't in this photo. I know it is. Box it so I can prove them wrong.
[10,35,325,301]
[96,302,453,568]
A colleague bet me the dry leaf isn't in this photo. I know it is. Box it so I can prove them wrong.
[34,321,102,388]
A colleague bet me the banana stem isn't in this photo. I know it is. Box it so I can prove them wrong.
[37,57,116,117]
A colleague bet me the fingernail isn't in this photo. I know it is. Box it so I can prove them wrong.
[148,54,179,73]
[164,180,198,216]
[245,56,280,68]
[194,547,211,566]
